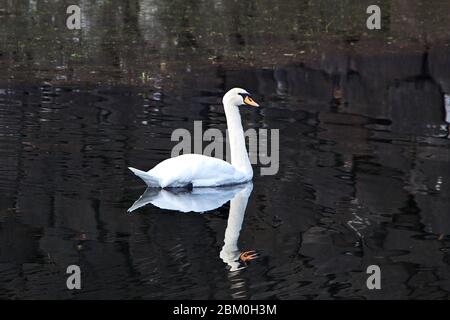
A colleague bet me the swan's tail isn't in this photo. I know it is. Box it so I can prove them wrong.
[128,167,160,187]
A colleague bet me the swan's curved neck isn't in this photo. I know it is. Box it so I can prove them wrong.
[224,102,253,177]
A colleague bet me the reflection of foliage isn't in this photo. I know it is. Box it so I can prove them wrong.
[0,0,450,84]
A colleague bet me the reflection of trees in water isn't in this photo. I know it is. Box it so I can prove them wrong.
[2,0,450,83]
[244,43,450,298]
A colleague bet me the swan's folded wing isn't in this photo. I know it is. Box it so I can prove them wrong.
[149,154,244,187]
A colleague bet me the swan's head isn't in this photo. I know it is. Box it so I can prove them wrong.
[222,88,259,108]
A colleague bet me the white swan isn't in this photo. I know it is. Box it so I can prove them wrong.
[128,88,259,188]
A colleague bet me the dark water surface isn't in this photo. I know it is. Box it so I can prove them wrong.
[1,57,450,299]
[1,0,450,300]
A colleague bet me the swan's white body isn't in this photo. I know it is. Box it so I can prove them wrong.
[129,154,249,188]
[129,88,258,188]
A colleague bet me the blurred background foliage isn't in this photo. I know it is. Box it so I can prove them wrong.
[1,0,450,85]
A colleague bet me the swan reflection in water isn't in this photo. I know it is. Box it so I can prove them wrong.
[445,94,450,139]
[128,182,258,271]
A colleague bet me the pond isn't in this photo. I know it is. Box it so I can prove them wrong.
[1,0,450,300]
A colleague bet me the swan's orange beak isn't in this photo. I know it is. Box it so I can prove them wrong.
[239,250,259,262]
[244,95,259,107]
